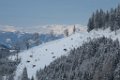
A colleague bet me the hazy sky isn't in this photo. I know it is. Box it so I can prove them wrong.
[0,0,120,27]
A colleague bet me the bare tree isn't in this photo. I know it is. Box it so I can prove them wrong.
[24,38,30,50]
[13,41,21,61]
[64,29,69,37]
[33,33,40,46]
[73,25,76,34]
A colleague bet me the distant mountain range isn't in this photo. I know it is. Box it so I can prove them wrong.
[0,31,63,50]
[0,24,86,50]
[0,24,86,34]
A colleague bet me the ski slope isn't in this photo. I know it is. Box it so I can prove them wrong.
[14,28,120,80]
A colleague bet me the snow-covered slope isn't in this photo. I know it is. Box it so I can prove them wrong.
[14,28,120,80]
[14,33,86,80]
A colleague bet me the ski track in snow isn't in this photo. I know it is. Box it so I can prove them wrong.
[14,28,120,80]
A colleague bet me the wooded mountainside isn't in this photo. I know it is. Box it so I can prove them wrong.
[36,37,120,80]
[88,4,120,32]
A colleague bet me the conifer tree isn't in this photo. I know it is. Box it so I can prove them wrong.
[21,67,29,80]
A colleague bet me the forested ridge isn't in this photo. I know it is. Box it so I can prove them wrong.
[36,37,120,80]
[88,4,120,33]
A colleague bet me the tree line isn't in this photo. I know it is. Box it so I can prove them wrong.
[87,4,120,34]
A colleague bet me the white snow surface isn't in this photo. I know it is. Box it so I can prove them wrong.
[14,28,120,80]
[14,32,86,80]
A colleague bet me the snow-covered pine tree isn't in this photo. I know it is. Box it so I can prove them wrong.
[21,67,29,80]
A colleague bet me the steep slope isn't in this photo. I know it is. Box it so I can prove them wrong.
[14,33,86,80]
[14,28,120,80]
[36,37,120,80]
[13,27,87,80]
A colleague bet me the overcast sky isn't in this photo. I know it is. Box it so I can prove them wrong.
[0,0,120,28]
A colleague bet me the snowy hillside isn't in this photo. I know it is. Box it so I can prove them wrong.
[14,33,86,80]
[13,28,120,80]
